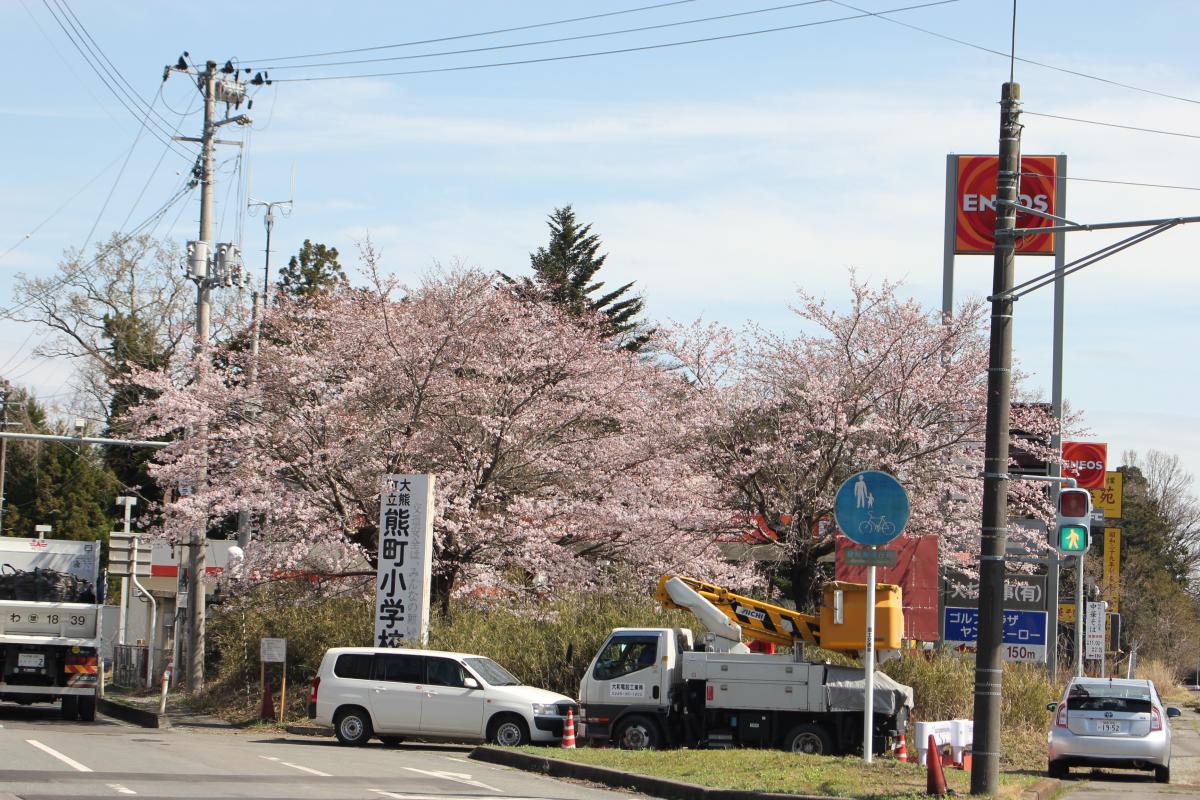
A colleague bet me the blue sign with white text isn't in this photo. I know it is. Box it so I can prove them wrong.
[942,607,1049,663]
[834,471,909,546]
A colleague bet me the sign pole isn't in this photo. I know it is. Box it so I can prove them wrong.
[279,657,287,724]
[1075,555,1085,677]
[863,549,877,763]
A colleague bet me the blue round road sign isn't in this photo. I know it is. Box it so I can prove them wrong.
[834,471,909,546]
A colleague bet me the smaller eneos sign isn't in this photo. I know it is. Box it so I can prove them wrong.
[955,155,1057,255]
[1062,442,1107,490]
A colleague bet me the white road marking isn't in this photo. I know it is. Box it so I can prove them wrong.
[402,767,499,792]
[27,739,92,772]
[106,783,136,795]
[258,754,331,777]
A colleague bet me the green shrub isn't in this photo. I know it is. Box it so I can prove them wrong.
[204,582,690,720]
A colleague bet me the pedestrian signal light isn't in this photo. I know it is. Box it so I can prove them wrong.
[1054,487,1092,556]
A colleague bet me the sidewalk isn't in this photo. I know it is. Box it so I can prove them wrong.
[100,686,236,731]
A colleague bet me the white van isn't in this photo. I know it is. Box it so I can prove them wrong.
[308,647,577,747]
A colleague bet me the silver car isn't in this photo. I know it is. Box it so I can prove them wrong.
[1047,677,1182,783]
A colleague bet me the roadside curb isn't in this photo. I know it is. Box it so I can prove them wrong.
[98,697,168,729]
[468,747,837,800]
[286,723,332,737]
[1021,777,1060,800]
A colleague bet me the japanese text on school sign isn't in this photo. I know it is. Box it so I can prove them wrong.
[943,607,1048,663]
[834,471,909,547]
[375,474,435,648]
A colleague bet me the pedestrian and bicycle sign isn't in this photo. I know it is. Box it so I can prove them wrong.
[834,471,909,546]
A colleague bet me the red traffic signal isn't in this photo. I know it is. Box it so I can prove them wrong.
[1059,488,1090,518]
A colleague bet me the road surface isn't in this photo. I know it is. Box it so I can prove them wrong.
[0,703,641,800]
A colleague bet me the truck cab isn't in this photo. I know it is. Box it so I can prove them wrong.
[578,627,690,748]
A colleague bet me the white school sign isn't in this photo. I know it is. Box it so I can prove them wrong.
[374,474,435,647]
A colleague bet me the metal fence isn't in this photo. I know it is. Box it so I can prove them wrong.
[112,644,171,688]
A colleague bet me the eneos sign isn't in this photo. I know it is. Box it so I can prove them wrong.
[1062,442,1107,490]
[954,155,1057,255]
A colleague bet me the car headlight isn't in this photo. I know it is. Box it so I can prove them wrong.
[531,703,559,715]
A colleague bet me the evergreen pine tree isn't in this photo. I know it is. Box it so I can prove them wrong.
[517,206,652,351]
[277,239,348,300]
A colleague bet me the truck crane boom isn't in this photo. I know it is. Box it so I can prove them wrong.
[656,575,821,649]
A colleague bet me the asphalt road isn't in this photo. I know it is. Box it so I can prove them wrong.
[1060,704,1200,798]
[0,703,642,800]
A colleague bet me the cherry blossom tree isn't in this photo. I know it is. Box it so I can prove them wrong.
[124,261,750,609]
[659,277,1059,609]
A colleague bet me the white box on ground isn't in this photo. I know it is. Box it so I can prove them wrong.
[915,719,974,766]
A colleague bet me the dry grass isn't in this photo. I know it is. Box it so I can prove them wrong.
[1133,657,1189,703]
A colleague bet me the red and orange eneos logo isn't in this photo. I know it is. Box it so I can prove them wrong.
[955,155,1057,255]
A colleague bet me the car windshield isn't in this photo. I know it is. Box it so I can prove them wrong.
[464,657,521,686]
[1066,682,1153,713]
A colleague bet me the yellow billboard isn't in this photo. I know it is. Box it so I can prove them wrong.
[1103,528,1121,612]
[1090,471,1123,519]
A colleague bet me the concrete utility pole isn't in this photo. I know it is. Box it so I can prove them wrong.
[971,81,1022,797]
[0,380,9,535]
[166,56,252,692]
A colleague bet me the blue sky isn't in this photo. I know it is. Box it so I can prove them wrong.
[3,0,1200,484]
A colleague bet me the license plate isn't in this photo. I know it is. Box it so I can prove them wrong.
[17,653,45,669]
[1098,720,1123,734]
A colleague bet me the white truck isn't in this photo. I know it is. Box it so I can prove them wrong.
[0,536,104,721]
[578,577,913,755]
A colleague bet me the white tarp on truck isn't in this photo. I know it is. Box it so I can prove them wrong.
[824,665,914,716]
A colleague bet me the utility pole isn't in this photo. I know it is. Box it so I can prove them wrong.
[237,197,291,549]
[0,380,9,535]
[166,56,252,692]
[971,81,1021,797]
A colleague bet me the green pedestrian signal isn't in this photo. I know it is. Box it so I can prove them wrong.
[1058,524,1089,553]
[1053,487,1093,556]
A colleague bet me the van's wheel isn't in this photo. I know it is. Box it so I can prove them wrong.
[78,695,96,722]
[378,736,405,747]
[615,715,661,750]
[60,696,79,721]
[333,707,373,746]
[488,714,530,747]
[782,723,833,755]
[1155,765,1170,784]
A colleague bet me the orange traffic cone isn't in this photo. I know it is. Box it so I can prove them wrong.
[926,734,947,796]
[562,708,577,749]
[896,736,908,762]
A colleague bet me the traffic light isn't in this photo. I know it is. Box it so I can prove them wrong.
[1054,487,1092,555]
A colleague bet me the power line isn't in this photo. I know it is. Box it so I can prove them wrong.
[0,156,122,265]
[39,0,196,161]
[1024,110,1200,141]
[830,0,1200,106]
[1021,172,1200,193]
[246,0,702,63]
[274,0,960,83]
[266,1,833,72]
[0,181,197,321]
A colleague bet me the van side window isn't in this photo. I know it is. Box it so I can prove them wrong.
[333,653,373,680]
[373,653,424,683]
[426,657,467,687]
[593,635,659,681]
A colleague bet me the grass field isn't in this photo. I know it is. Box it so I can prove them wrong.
[511,746,1043,799]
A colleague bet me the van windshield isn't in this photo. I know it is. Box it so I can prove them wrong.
[464,657,521,686]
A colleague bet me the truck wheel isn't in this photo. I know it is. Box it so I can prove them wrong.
[78,695,96,722]
[615,715,660,750]
[333,707,373,746]
[60,696,79,721]
[488,714,530,747]
[783,723,833,755]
